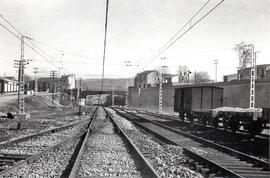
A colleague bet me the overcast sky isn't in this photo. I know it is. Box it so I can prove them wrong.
[0,0,269,81]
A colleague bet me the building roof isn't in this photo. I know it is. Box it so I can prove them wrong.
[163,74,177,79]
[0,77,18,83]
[137,70,156,75]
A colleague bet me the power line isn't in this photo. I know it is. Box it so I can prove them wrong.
[137,0,224,71]
[100,0,109,93]
[31,39,100,62]
[146,0,211,64]
[0,16,63,69]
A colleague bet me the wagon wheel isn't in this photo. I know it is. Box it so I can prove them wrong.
[249,120,263,136]
[223,118,228,131]
[202,116,207,126]
[229,119,240,132]
[212,117,218,129]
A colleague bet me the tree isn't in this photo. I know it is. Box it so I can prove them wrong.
[234,42,253,70]
[191,71,211,84]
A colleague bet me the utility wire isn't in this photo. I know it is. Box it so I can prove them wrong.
[32,39,100,62]
[0,21,59,69]
[138,0,224,71]
[100,0,109,93]
[146,0,211,63]
[0,15,65,70]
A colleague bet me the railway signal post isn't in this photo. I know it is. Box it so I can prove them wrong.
[33,67,38,93]
[50,70,58,107]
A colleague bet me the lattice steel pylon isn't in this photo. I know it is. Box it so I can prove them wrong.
[18,36,25,114]
[249,44,256,109]
[159,72,163,113]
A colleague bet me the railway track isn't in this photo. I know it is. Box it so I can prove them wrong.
[130,109,269,139]
[65,106,159,178]
[129,109,269,161]
[0,108,97,176]
[114,108,270,178]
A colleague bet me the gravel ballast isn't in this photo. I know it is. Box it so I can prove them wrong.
[106,108,203,178]
[76,107,143,177]
[2,139,79,177]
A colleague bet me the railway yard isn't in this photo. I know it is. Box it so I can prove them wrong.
[0,94,269,178]
[0,1,270,177]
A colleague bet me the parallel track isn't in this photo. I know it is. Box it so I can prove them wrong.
[0,108,98,175]
[66,106,159,178]
[134,110,269,161]
[132,109,269,139]
[114,108,270,178]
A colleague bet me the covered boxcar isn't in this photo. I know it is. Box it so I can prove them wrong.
[174,86,223,125]
[174,86,223,112]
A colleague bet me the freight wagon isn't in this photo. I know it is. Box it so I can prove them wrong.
[174,85,266,135]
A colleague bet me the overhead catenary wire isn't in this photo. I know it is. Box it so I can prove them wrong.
[137,0,224,71]
[0,20,59,69]
[0,15,68,71]
[146,0,211,63]
[31,39,100,62]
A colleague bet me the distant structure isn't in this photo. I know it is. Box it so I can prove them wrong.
[223,74,238,82]
[27,74,76,93]
[0,77,19,94]
[134,70,175,88]
[134,70,159,88]
[238,64,270,80]
[224,64,270,82]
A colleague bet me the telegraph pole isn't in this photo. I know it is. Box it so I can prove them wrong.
[33,67,38,93]
[50,70,58,107]
[124,61,131,108]
[214,59,218,82]
[14,36,31,115]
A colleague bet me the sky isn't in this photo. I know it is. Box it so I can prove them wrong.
[0,0,269,81]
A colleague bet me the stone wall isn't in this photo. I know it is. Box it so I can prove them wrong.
[128,80,270,113]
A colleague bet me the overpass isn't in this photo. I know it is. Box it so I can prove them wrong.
[80,90,126,98]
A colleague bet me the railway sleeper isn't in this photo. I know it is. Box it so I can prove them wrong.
[236,174,270,178]
[0,162,14,166]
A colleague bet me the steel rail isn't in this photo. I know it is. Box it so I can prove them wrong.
[0,129,86,177]
[135,108,270,139]
[67,107,98,178]
[115,108,270,178]
[104,107,160,178]
[129,110,270,169]
[0,120,88,148]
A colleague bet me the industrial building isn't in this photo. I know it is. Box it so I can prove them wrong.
[27,74,76,93]
[224,64,270,82]
[0,77,19,94]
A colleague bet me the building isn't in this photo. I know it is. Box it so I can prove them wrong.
[0,77,19,94]
[223,74,238,82]
[61,74,76,90]
[134,70,176,88]
[223,64,270,82]
[27,74,76,93]
[134,70,159,88]
[238,64,270,80]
